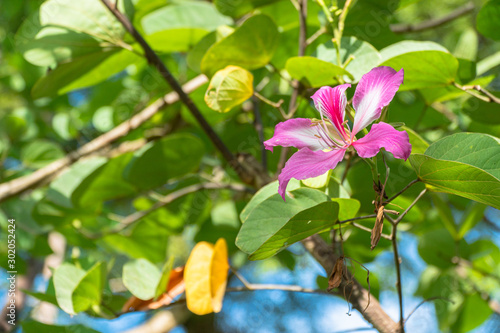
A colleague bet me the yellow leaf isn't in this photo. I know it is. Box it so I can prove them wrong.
[211,238,229,313]
[204,65,253,113]
[184,238,229,315]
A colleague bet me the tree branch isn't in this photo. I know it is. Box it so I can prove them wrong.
[302,235,400,333]
[80,182,253,239]
[384,179,420,204]
[390,2,475,33]
[391,222,405,332]
[100,0,255,185]
[0,75,208,204]
[277,0,308,175]
[453,82,500,104]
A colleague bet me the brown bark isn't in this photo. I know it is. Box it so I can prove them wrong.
[302,235,400,333]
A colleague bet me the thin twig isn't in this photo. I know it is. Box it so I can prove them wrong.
[306,26,327,45]
[254,92,287,118]
[391,222,405,332]
[333,328,376,333]
[338,214,377,224]
[430,102,459,123]
[99,0,254,184]
[341,151,354,183]
[80,183,253,239]
[0,76,208,204]
[384,179,420,204]
[352,222,391,240]
[302,235,400,332]
[393,189,428,225]
[252,97,267,170]
[404,297,454,324]
[388,188,428,331]
[230,267,326,295]
[226,285,325,294]
[453,82,500,104]
[390,2,475,33]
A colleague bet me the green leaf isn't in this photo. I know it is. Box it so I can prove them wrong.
[477,51,500,75]
[72,262,106,313]
[285,56,352,88]
[155,256,174,299]
[409,133,500,209]
[301,170,330,189]
[452,293,493,333]
[53,263,87,314]
[123,258,161,300]
[32,49,142,98]
[123,134,205,190]
[248,201,339,260]
[16,16,102,67]
[214,0,282,18]
[430,193,457,239]
[417,229,469,269]
[469,239,500,274]
[73,153,137,209]
[102,220,170,263]
[454,28,478,61]
[402,126,428,155]
[425,133,500,180]
[15,0,132,67]
[477,0,500,41]
[205,65,254,113]
[380,41,458,90]
[92,106,115,132]
[419,74,494,104]
[142,1,231,35]
[22,321,100,333]
[239,179,301,223]
[415,267,464,330]
[462,94,500,124]
[142,1,232,53]
[332,198,361,221]
[48,158,108,209]
[457,203,486,239]
[24,278,58,306]
[201,14,279,77]
[236,188,330,259]
[187,26,234,73]
[315,37,381,82]
[20,139,65,168]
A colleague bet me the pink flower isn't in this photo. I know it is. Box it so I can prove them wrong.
[265,66,411,200]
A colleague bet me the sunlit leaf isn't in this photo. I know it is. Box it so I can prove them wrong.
[285,56,352,87]
[410,133,500,209]
[477,0,500,41]
[380,41,458,90]
[201,14,279,76]
[184,238,229,315]
[205,65,253,113]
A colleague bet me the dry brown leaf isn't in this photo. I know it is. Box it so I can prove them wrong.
[370,205,385,250]
[328,255,345,291]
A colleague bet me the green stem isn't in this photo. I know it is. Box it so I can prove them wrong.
[363,157,379,183]
[315,0,334,24]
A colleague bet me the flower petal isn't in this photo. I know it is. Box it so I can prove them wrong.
[351,67,404,137]
[351,122,412,160]
[311,84,351,140]
[264,118,331,152]
[278,148,346,200]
